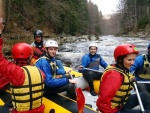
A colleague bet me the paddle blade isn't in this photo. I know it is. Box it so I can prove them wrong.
[76,88,85,113]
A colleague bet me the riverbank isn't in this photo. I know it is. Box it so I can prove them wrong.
[121,25,150,39]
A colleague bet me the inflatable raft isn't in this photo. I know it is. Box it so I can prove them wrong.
[0,94,96,113]
[64,67,101,94]
[0,66,101,113]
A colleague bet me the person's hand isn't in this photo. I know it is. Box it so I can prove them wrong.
[55,75,62,78]
[131,77,136,83]
[9,108,14,113]
[66,69,72,74]
[0,17,5,34]
[78,65,83,71]
[69,79,76,84]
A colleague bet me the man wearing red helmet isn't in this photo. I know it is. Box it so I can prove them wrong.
[0,17,45,113]
[96,44,150,113]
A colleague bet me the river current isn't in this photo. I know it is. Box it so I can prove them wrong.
[56,35,150,71]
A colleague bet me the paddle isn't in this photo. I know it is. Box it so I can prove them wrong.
[69,72,85,113]
[137,81,150,84]
[84,68,103,73]
[133,81,145,113]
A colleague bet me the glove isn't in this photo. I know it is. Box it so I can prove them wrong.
[131,77,137,83]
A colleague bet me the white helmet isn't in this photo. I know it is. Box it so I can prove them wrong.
[89,43,98,48]
[45,40,58,48]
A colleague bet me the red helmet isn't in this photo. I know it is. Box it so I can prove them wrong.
[12,43,33,59]
[114,44,139,61]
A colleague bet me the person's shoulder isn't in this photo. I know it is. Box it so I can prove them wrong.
[36,57,47,63]
[136,54,144,59]
[103,70,122,80]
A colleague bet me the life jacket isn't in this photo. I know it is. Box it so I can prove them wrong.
[138,54,150,79]
[37,56,57,78]
[101,66,133,109]
[31,41,45,60]
[86,54,100,69]
[10,66,44,112]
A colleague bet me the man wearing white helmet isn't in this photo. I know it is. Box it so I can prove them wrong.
[78,42,108,96]
[35,40,76,100]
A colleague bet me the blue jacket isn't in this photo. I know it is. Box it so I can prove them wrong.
[130,54,150,81]
[79,53,108,73]
[35,57,69,87]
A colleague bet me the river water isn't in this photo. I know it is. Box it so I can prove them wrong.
[56,35,150,71]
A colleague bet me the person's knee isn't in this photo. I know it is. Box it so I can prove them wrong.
[66,83,76,99]
[67,83,75,90]
[84,71,94,78]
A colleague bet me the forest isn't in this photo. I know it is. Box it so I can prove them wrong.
[119,0,150,34]
[0,0,150,37]
[1,0,101,38]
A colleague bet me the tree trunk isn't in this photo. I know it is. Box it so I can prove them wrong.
[4,0,11,33]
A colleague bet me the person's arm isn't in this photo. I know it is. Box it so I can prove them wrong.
[96,71,123,113]
[0,18,25,86]
[56,60,64,70]
[78,55,89,72]
[35,59,69,87]
[99,56,108,69]
[130,55,144,73]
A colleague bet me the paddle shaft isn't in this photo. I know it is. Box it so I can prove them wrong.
[84,68,103,73]
[133,82,145,112]
[137,81,150,84]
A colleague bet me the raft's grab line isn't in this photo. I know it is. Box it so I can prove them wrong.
[0,95,96,113]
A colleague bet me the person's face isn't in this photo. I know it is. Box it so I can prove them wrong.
[46,47,58,57]
[123,53,137,69]
[35,36,42,43]
[89,46,97,55]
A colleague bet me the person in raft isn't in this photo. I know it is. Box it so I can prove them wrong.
[78,42,108,96]
[130,43,150,93]
[35,40,76,100]
[96,44,150,113]
[31,30,67,77]
[0,17,45,113]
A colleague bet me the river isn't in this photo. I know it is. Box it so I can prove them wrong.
[56,35,150,71]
